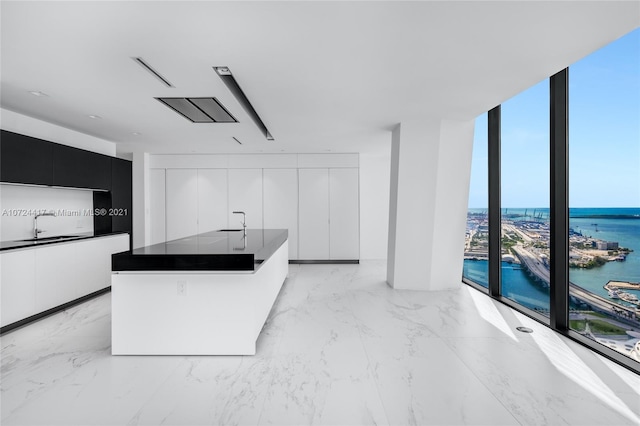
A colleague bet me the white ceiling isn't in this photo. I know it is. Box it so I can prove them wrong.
[1,1,638,156]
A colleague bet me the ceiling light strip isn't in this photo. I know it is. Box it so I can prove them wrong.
[214,66,274,141]
[133,57,174,88]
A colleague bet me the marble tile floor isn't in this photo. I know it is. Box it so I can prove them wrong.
[1,261,639,426]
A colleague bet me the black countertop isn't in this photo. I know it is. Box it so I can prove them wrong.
[112,229,288,272]
[0,231,129,252]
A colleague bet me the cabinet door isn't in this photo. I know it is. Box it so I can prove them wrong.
[74,238,107,296]
[35,243,76,312]
[0,130,53,185]
[329,168,360,259]
[264,169,298,259]
[228,169,262,230]
[0,249,36,327]
[74,235,130,297]
[52,144,111,190]
[197,169,228,233]
[149,169,166,244]
[166,169,198,241]
[298,169,329,259]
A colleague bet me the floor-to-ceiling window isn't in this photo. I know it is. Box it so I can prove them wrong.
[463,112,489,288]
[500,80,551,315]
[462,28,639,372]
[568,29,640,363]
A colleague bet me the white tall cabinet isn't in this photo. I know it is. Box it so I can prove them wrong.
[329,168,360,259]
[298,168,360,260]
[149,169,166,245]
[298,169,330,259]
[228,169,263,230]
[166,169,198,240]
[149,154,360,261]
[264,169,299,259]
[197,169,228,233]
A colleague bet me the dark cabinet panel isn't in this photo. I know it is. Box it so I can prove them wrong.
[0,130,54,185]
[53,144,111,190]
[111,158,132,237]
[93,191,112,235]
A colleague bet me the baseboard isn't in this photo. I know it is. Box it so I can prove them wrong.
[289,260,359,264]
[0,287,111,335]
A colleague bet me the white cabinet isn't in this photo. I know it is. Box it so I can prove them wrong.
[151,154,360,262]
[298,169,330,259]
[35,243,76,312]
[329,168,360,259]
[149,169,166,245]
[298,168,359,260]
[74,235,130,296]
[197,169,228,233]
[264,169,299,259]
[228,169,263,230]
[1,234,130,328]
[166,169,198,241]
[0,249,36,326]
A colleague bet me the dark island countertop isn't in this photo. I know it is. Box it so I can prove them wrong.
[112,229,288,272]
[0,231,129,252]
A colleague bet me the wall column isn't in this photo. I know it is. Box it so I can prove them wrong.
[132,152,150,249]
[387,118,475,290]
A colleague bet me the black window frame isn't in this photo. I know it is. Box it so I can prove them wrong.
[462,68,639,375]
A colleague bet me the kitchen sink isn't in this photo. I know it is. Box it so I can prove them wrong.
[19,235,81,243]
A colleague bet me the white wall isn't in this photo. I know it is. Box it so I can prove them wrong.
[387,117,475,290]
[387,120,441,289]
[132,152,150,249]
[429,119,475,289]
[0,184,93,241]
[1,108,116,156]
[360,151,390,260]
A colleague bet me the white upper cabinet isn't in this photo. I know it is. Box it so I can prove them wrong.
[228,169,263,230]
[298,168,330,260]
[197,169,228,233]
[166,169,198,241]
[329,168,360,259]
[263,169,299,259]
[149,169,166,245]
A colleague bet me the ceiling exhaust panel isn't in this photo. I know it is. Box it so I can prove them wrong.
[189,97,237,123]
[156,98,214,122]
[214,66,274,140]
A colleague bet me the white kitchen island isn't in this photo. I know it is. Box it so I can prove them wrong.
[111,229,288,355]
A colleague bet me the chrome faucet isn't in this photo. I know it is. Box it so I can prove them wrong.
[34,211,56,239]
[233,211,246,237]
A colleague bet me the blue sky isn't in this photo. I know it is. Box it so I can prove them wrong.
[468,28,639,208]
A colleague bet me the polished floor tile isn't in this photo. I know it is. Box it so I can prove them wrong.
[1,261,639,425]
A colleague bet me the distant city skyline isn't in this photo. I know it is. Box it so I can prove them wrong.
[468,28,639,209]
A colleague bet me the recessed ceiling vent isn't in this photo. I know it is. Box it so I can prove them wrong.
[156,97,238,123]
[133,57,174,88]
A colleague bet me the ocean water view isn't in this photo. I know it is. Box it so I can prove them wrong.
[464,207,640,310]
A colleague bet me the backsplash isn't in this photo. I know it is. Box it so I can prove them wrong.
[0,184,94,241]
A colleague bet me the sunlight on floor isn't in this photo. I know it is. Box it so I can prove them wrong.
[518,314,640,424]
